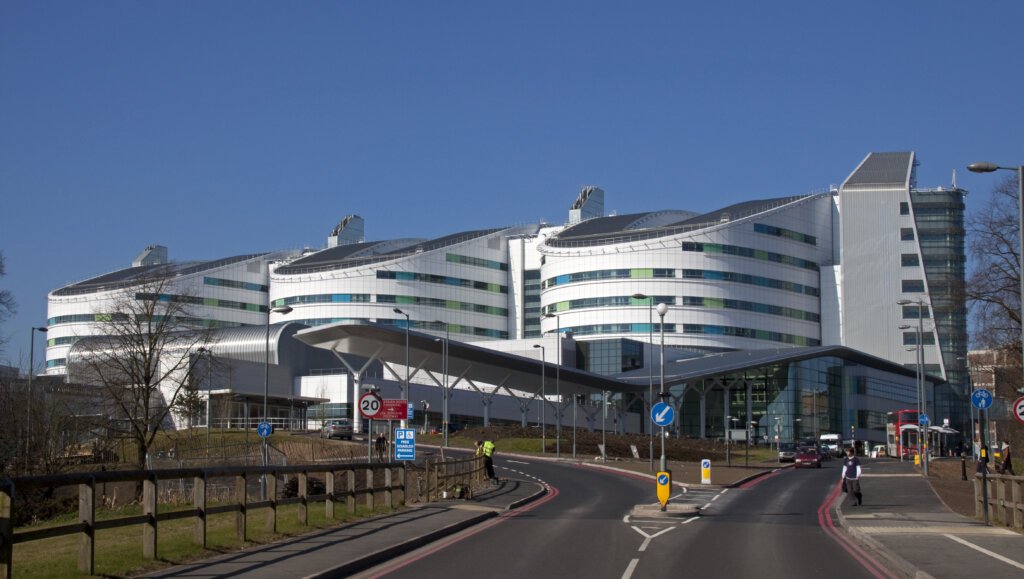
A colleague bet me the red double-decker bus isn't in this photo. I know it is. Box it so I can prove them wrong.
[886,409,922,459]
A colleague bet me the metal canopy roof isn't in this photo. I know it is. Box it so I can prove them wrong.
[293,322,642,397]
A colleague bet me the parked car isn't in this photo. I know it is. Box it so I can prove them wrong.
[779,442,797,462]
[321,418,353,440]
[794,446,822,468]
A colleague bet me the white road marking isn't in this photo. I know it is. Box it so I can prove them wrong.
[622,558,640,579]
[943,534,1024,571]
[631,525,675,551]
[506,459,529,464]
[682,516,699,524]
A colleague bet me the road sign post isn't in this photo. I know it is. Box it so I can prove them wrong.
[656,471,671,508]
[701,458,711,484]
[651,402,675,509]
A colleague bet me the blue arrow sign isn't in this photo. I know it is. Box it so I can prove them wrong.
[257,422,273,438]
[919,413,930,426]
[651,402,675,427]
[657,473,669,485]
[971,389,993,410]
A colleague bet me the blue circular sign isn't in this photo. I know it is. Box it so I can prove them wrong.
[971,389,993,410]
[701,459,711,469]
[257,421,273,437]
[651,402,675,427]
[918,413,930,426]
[657,474,670,485]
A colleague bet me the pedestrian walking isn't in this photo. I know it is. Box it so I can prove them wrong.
[1001,441,1014,476]
[375,431,388,462]
[841,447,863,506]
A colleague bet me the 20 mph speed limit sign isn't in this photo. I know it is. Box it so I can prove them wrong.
[359,392,383,419]
[1013,396,1024,426]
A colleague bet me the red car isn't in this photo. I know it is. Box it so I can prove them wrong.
[794,446,822,468]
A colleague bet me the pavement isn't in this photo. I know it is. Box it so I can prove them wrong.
[141,457,1024,579]
[833,459,1024,578]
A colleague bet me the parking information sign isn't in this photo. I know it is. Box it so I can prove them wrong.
[395,428,416,460]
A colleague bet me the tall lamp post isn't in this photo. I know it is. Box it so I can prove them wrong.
[633,293,656,471]
[263,304,292,500]
[393,308,410,429]
[533,344,546,454]
[727,416,738,467]
[898,298,929,476]
[968,161,1024,432]
[198,347,213,452]
[432,320,450,447]
[26,325,48,471]
[543,312,562,458]
[656,302,668,472]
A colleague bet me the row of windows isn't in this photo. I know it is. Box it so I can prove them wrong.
[204,276,268,293]
[682,242,819,271]
[48,312,245,330]
[47,358,66,368]
[682,296,820,322]
[683,269,820,297]
[378,294,508,316]
[543,295,676,315]
[564,322,819,346]
[273,294,371,307]
[446,253,508,271]
[901,305,930,319]
[376,271,508,294]
[681,324,820,346]
[137,293,266,313]
[542,268,675,289]
[47,336,77,347]
[753,223,817,246]
[287,317,509,339]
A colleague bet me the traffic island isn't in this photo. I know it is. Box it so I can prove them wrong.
[630,503,700,518]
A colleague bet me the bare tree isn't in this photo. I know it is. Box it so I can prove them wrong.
[967,175,1022,352]
[67,269,214,471]
[0,251,16,353]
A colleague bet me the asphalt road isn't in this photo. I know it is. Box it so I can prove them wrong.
[357,455,888,579]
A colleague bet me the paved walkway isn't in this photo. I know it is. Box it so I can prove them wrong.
[141,479,545,579]
[833,459,1024,578]
[143,458,1024,579]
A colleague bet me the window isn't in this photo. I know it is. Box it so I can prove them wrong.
[900,228,915,241]
[901,280,925,293]
[899,202,909,215]
[901,254,920,267]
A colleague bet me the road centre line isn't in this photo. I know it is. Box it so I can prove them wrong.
[506,459,529,464]
[621,558,640,579]
[943,534,1024,571]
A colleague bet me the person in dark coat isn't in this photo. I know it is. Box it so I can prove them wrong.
[841,447,863,506]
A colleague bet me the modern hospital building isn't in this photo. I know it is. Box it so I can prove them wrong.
[44,151,969,449]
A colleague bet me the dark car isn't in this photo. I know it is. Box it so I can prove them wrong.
[321,418,353,440]
[794,446,822,468]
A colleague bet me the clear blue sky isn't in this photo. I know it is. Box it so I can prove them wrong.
[2,1,1022,368]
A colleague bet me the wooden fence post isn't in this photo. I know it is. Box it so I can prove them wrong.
[1,482,14,579]
[298,471,308,526]
[78,478,95,574]
[235,473,247,542]
[143,475,157,559]
[194,473,207,548]
[1013,478,1022,530]
[325,469,335,520]
[385,468,393,508]
[266,472,277,535]
[366,468,374,510]
[346,470,355,514]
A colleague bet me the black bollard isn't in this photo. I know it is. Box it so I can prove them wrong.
[961,452,968,481]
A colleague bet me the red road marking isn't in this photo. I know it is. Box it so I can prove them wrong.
[816,480,899,579]
[368,484,560,578]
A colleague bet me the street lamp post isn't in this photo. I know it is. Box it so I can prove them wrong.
[633,293,655,471]
[728,416,738,467]
[533,344,546,454]
[263,304,292,500]
[968,161,1023,446]
[656,302,668,472]
[394,308,410,429]
[543,313,562,458]
[26,325,47,471]
[746,421,757,468]
[898,298,929,476]
[433,321,450,447]
[198,347,213,452]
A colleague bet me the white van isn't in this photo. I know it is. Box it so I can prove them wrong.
[819,433,841,457]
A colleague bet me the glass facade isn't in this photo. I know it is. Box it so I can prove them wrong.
[675,355,921,447]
